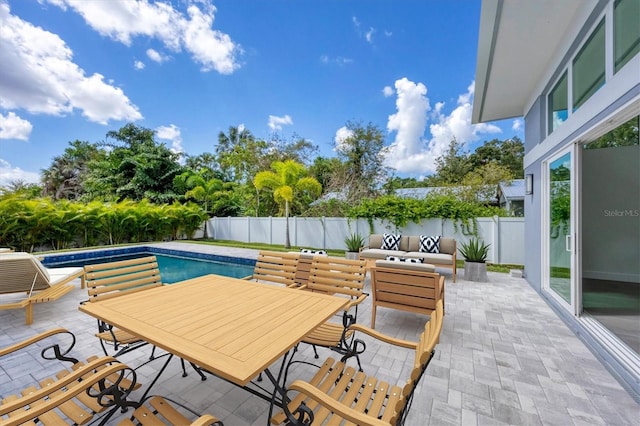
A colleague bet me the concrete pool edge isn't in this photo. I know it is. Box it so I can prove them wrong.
[40,242,259,268]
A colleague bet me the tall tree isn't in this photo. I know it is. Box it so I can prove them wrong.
[469,137,524,178]
[216,126,267,183]
[309,156,343,192]
[266,132,319,165]
[83,123,184,202]
[434,138,473,184]
[184,152,223,181]
[254,160,322,248]
[184,174,224,214]
[333,121,389,201]
[41,140,101,200]
[462,161,514,203]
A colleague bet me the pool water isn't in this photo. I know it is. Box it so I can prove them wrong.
[155,254,253,283]
[44,252,255,284]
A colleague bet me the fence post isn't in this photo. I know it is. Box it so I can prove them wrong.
[269,216,273,245]
[322,217,326,249]
[492,215,500,264]
[247,216,251,243]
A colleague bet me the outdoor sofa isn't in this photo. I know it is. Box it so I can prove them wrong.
[359,233,457,282]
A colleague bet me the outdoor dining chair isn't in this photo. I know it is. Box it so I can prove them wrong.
[0,328,223,426]
[292,256,368,371]
[243,250,300,287]
[272,299,444,426]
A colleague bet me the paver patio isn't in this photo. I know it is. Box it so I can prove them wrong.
[1,242,638,425]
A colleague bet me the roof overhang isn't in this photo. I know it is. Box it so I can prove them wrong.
[472,0,591,123]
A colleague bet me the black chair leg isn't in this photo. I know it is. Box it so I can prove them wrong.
[180,358,189,377]
[190,362,207,381]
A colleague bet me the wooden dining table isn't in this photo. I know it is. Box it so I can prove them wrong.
[79,273,348,401]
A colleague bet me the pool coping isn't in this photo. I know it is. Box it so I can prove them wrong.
[40,243,257,267]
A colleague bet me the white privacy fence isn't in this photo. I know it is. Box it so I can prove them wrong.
[206,216,525,265]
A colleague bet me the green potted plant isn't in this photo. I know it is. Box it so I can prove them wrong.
[459,237,491,281]
[344,232,365,260]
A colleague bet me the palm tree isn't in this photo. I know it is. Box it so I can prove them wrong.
[185,174,224,238]
[254,160,322,248]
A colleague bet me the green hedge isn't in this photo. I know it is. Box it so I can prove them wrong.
[348,194,506,234]
[0,196,206,252]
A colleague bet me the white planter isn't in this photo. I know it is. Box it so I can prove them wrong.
[464,261,488,282]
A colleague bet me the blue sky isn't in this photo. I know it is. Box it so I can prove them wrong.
[0,0,523,186]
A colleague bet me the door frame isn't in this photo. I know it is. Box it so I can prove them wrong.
[542,143,580,316]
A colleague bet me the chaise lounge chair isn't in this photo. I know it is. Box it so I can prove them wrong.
[0,252,85,325]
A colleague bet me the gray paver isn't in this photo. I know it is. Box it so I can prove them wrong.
[1,241,639,425]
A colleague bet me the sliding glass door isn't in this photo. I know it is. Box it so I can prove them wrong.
[545,147,575,311]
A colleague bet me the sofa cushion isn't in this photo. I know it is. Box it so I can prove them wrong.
[359,248,406,260]
[406,236,419,252]
[368,234,383,249]
[374,259,436,272]
[404,251,453,266]
[419,235,440,253]
[381,233,401,250]
[385,255,424,263]
[439,237,455,255]
[398,235,411,252]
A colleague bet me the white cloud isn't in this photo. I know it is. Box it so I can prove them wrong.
[44,0,241,74]
[155,124,183,154]
[382,86,394,97]
[134,60,145,70]
[385,79,502,175]
[0,3,142,124]
[352,15,376,44]
[0,158,40,186]
[385,78,431,174]
[0,112,32,140]
[365,27,375,43]
[320,55,353,65]
[146,48,169,63]
[333,126,354,152]
[512,119,522,131]
[268,114,293,131]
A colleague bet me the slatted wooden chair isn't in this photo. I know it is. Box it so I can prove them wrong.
[0,252,84,324]
[272,299,444,426]
[84,256,163,357]
[243,250,300,287]
[0,328,222,426]
[295,256,368,369]
[0,328,138,426]
[117,396,223,426]
[370,260,445,329]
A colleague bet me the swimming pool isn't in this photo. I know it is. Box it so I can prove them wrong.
[41,247,256,284]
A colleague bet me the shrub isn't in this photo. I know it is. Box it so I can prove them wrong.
[458,238,491,263]
[344,233,365,252]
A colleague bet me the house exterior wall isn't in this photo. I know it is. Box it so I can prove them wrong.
[522,0,640,400]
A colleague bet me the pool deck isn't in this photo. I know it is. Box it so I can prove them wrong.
[1,242,639,425]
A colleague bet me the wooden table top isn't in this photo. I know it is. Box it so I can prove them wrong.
[79,274,348,385]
